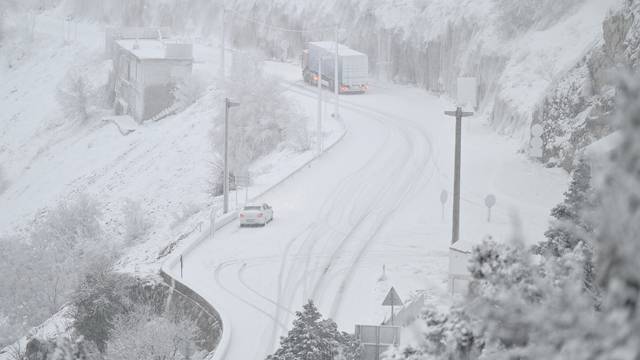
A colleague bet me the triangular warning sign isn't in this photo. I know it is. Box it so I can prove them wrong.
[382,287,403,306]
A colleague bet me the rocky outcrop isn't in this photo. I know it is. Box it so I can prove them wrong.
[531,1,639,170]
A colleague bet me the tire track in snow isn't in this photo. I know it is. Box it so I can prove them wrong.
[283,82,438,319]
[213,259,289,331]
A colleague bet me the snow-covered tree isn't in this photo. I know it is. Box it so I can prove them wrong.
[72,267,135,352]
[105,304,204,360]
[535,157,595,289]
[268,301,361,360]
[0,195,116,347]
[211,54,310,175]
[538,158,592,256]
[589,75,640,356]
[56,70,93,124]
[47,336,100,360]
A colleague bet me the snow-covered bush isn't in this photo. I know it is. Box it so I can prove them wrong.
[268,301,361,360]
[72,268,136,352]
[0,194,116,347]
[122,199,152,245]
[105,305,203,360]
[211,54,310,175]
[56,70,93,124]
[0,166,9,195]
[19,336,101,360]
[206,158,224,197]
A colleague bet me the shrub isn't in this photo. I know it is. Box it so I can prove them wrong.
[106,304,203,360]
[72,267,135,353]
[211,55,310,174]
[0,165,9,195]
[56,70,93,123]
[122,199,152,245]
[0,194,116,347]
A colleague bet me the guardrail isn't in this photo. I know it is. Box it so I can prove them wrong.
[159,114,347,359]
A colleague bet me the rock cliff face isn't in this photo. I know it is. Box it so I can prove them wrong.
[533,1,640,170]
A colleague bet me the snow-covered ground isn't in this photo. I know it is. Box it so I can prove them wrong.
[0,14,342,277]
[2,10,569,360]
[167,64,567,359]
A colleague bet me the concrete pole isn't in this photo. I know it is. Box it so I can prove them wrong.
[334,25,340,120]
[223,98,230,214]
[444,107,473,245]
[452,109,462,245]
[317,58,323,154]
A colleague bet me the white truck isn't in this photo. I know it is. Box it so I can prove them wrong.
[302,41,369,94]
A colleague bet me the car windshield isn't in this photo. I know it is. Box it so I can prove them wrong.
[243,206,262,211]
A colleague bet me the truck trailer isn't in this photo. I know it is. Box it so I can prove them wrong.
[302,41,369,94]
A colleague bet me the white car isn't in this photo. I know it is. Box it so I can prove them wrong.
[239,203,274,227]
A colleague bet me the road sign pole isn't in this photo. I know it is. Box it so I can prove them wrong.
[391,304,394,326]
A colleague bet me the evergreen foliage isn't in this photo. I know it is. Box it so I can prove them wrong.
[535,157,595,288]
[268,301,361,360]
[71,268,135,352]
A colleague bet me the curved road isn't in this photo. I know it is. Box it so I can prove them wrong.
[170,75,567,359]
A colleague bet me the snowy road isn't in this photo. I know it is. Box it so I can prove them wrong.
[169,67,567,360]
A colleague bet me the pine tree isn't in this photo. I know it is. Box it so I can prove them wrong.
[537,158,592,257]
[590,76,640,356]
[535,157,596,290]
[268,301,360,360]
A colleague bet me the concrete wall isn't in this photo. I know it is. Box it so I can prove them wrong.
[448,247,471,296]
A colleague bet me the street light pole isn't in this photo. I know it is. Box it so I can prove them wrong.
[334,25,340,121]
[444,107,473,245]
[219,2,226,83]
[224,98,240,214]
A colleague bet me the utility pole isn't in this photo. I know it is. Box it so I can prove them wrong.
[334,24,340,121]
[224,98,240,214]
[444,107,473,245]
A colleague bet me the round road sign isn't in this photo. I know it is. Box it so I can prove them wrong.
[485,194,496,208]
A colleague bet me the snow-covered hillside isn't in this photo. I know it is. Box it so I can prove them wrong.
[2,1,628,359]
[0,10,342,348]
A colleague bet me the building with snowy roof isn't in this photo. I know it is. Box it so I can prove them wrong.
[108,28,193,122]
